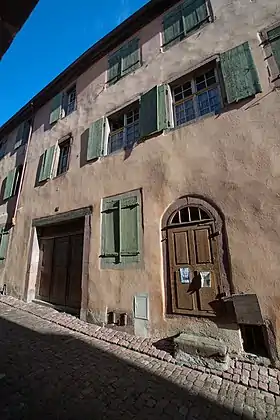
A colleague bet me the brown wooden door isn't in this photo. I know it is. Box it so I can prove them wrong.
[37,227,83,312]
[168,223,219,316]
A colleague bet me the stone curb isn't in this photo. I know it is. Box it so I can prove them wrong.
[0,295,279,395]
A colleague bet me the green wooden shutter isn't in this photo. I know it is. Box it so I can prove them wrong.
[220,42,261,104]
[101,199,120,265]
[268,26,280,70]
[163,4,183,47]
[0,230,10,262]
[182,0,208,35]
[120,196,140,264]
[140,85,168,138]
[122,39,140,76]
[3,168,17,200]
[87,118,104,161]
[108,51,121,85]
[39,145,56,182]
[14,123,24,149]
[49,93,62,124]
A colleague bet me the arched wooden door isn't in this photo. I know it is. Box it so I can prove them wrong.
[167,205,220,316]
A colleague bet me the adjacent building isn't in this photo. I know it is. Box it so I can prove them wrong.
[1,0,280,362]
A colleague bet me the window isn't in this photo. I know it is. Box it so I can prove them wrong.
[0,137,7,159]
[108,106,140,154]
[240,325,269,357]
[259,23,280,87]
[0,229,10,264]
[56,139,71,176]
[65,86,77,116]
[14,120,31,149]
[3,165,22,200]
[108,38,141,85]
[101,190,142,268]
[172,67,222,126]
[162,0,212,49]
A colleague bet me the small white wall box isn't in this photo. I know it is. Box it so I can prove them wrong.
[134,293,149,320]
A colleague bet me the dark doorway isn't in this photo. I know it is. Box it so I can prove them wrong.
[36,218,84,314]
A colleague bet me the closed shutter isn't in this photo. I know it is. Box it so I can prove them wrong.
[220,41,261,104]
[182,0,208,35]
[39,145,56,182]
[120,195,140,264]
[0,230,10,262]
[163,4,183,47]
[14,121,30,150]
[140,85,168,138]
[3,168,17,200]
[101,199,120,265]
[122,38,140,76]
[108,51,121,85]
[87,118,104,161]
[268,26,280,71]
[49,93,62,124]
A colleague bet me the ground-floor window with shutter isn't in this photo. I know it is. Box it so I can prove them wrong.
[100,190,142,268]
[0,228,10,264]
[162,196,230,317]
[107,104,140,154]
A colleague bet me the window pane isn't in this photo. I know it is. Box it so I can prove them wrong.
[195,74,206,91]
[200,209,210,220]
[197,87,221,117]
[180,207,190,222]
[66,87,76,116]
[57,141,70,176]
[175,99,195,126]
[174,86,183,101]
[126,121,139,148]
[189,206,200,221]
[109,131,124,154]
[171,212,180,224]
[205,69,216,87]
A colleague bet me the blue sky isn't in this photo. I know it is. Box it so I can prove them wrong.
[0,0,149,127]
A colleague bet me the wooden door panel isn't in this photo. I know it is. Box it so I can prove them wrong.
[66,234,83,309]
[174,271,194,310]
[174,231,190,265]
[50,236,69,306]
[194,228,212,264]
[38,239,53,300]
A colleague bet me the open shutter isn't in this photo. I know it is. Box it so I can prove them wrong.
[0,230,10,262]
[182,0,208,35]
[163,4,183,47]
[120,195,140,264]
[101,199,120,265]
[3,168,17,200]
[220,42,261,104]
[268,26,280,71]
[140,85,168,138]
[49,93,62,124]
[87,118,104,161]
[39,145,56,182]
[122,38,140,76]
[108,51,121,85]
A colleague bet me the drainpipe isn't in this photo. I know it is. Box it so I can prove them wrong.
[11,103,34,226]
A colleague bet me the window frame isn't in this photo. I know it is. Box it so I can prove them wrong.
[259,21,280,88]
[106,102,140,155]
[100,189,143,269]
[171,64,223,128]
[161,0,213,50]
[64,85,77,117]
[56,137,71,177]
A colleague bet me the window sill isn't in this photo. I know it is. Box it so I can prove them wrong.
[107,62,142,87]
[165,111,217,134]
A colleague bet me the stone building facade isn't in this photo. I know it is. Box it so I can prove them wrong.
[0,0,280,362]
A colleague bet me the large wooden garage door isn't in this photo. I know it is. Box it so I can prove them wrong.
[36,219,84,312]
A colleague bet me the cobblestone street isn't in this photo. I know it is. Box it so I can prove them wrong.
[0,301,279,419]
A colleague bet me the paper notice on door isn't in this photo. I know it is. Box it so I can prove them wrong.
[179,267,190,284]
[200,271,211,287]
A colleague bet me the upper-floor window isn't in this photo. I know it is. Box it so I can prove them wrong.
[107,38,141,85]
[0,137,7,159]
[162,0,212,50]
[14,120,31,150]
[65,86,77,116]
[3,165,23,201]
[56,138,71,176]
[259,23,280,88]
[172,67,222,127]
[108,105,140,154]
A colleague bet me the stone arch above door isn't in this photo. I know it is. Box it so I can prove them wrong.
[161,195,233,316]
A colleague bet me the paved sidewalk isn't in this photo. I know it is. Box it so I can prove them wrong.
[0,295,279,396]
[0,299,279,419]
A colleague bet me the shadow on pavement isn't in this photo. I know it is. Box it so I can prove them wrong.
[0,314,247,420]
